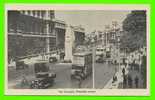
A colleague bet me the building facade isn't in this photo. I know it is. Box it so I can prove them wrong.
[8,10,85,61]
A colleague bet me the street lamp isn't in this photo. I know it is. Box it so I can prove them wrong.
[91,38,95,89]
[117,36,120,71]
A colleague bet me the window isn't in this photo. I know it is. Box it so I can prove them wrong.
[73,56,84,65]
[112,33,116,39]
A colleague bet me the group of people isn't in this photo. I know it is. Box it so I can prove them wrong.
[121,47,146,88]
[127,47,146,71]
[122,70,139,88]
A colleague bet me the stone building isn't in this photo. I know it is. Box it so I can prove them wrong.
[7,10,85,61]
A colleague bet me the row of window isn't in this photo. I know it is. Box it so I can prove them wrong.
[8,20,55,35]
[20,10,54,19]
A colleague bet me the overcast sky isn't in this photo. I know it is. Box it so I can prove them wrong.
[55,10,130,33]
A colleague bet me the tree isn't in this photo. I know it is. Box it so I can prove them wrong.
[121,10,146,52]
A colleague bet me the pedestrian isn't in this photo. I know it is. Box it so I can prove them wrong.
[132,59,136,70]
[128,75,133,88]
[123,75,127,88]
[135,76,139,88]
[78,78,82,88]
[123,58,127,68]
[126,58,129,69]
[122,68,125,76]
[131,55,134,70]
[21,75,29,88]
[114,60,117,65]
[112,75,117,83]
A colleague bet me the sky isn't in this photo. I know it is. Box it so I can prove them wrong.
[55,10,131,34]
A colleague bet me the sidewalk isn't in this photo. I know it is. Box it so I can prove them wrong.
[104,64,144,89]
[104,69,123,89]
[104,65,129,89]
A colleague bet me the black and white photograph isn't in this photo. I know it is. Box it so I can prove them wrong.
[5,4,150,95]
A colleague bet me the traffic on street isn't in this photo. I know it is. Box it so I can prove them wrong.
[7,10,147,90]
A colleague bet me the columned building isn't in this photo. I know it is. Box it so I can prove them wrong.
[8,10,85,61]
[8,10,56,60]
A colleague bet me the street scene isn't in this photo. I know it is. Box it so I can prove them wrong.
[7,9,147,89]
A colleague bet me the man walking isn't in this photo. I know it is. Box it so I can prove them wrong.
[122,68,125,76]
[135,76,139,88]
[128,75,133,88]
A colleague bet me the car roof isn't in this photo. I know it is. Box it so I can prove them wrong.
[73,52,92,56]
[35,60,49,64]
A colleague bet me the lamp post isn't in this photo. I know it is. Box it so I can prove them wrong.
[91,38,95,88]
[117,36,120,71]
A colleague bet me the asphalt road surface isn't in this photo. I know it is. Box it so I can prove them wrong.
[8,63,93,89]
[94,63,116,89]
[50,63,92,88]
[8,62,115,89]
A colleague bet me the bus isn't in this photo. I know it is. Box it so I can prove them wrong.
[96,46,105,56]
[71,52,92,80]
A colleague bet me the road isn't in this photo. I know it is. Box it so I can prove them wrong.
[8,62,115,89]
[8,63,92,89]
[94,63,116,89]
[49,63,92,88]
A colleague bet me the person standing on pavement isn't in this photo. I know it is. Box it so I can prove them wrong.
[123,75,127,88]
[131,55,134,70]
[128,75,133,88]
[122,67,125,76]
[21,75,29,88]
[134,76,139,88]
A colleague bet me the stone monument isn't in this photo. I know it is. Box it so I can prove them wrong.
[64,25,75,62]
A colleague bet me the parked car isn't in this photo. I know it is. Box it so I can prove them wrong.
[96,57,106,63]
[16,61,29,70]
[96,54,106,63]
[30,61,56,89]
[49,57,57,63]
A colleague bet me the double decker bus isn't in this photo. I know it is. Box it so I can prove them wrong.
[71,52,92,80]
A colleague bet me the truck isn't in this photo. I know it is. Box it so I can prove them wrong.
[30,60,56,89]
[71,52,92,80]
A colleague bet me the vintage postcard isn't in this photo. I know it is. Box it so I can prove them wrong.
[5,4,150,96]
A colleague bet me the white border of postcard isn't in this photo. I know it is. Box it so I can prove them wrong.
[5,4,150,96]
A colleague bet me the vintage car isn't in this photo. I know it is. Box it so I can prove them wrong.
[16,60,29,70]
[30,61,56,89]
[96,57,106,63]
[49,57,57,63]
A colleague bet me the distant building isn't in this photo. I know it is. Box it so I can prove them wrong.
[86,22,120,47]
[85,21,122,60]
[104,21,123,60]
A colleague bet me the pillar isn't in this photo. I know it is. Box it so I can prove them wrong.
[64,25,74,62]
[45,11,50,53]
